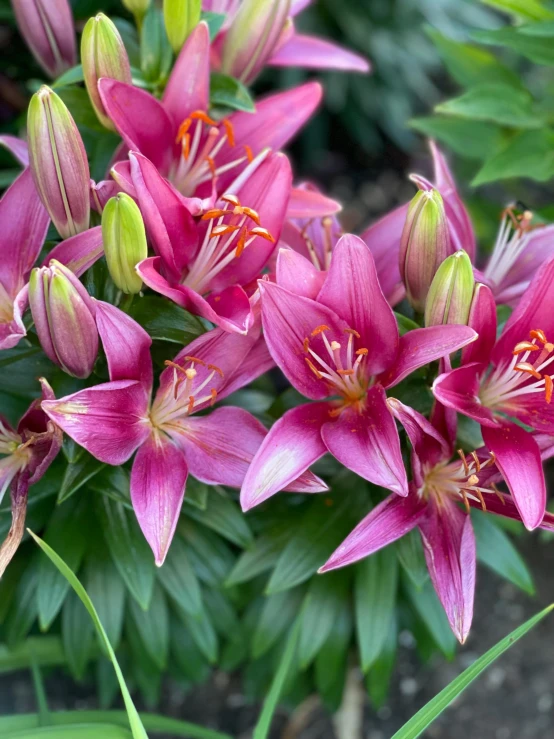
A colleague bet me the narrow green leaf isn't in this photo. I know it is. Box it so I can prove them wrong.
[409,117,502,160]
[113,18,141,68]
[89,467,132,508]
[140,5,173,83]
[185,488,253,547]
[298,572,349,668]
[404,577,457,659]
[51,64,84,88]
[29,658,50,727]
[184,477,209,509]
[252,616,302,739]
[4,725,133,738]
[128,582,170,670]
[472,510,534,594]
[472,129,554,185]
[157,535,203,618]
[396,530,428,589]
[62,590,95,680]
[225,524,290,586]
[202,588,239,636]
[175,603,219,664]
[129,296,205,344]
[355,548,398,671]
[125,617,162,709]
[210,73,256,113]
[94,495,155,609]
[252,589,303,659]
[314,602,352,712]
[395,312,419,336]
[479,0,554,21]
[5,560,39,646]
[180,523,235,586]
[519,20,554,35]
[473,26,554,65]
[58,452,105,503]
[436,84,543,128]
[28,531,148,739]
[201,11,226,39]
[0,637,65,674]
[170,614,211,683]
[392,604,554,738]
[85,546,126,651]
[366,617,398,708]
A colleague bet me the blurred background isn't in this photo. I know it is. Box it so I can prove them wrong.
[1,0,554,737]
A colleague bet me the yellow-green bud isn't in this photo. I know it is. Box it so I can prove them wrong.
[121,0,151,21]
[163,0,201,53]
[425,250,474,327]
[102,194,148,294]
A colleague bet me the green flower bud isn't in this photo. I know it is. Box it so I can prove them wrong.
[81,13,132,130]
[121,0,151,21]
[425,250,475,327]
[163,0,201,53]
[102,193,148,294]
[399,188,450,314]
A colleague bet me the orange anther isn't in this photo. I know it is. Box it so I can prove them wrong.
[184,355,207,366]
[188,395,195,414]
[470,451,481,473]
[491,483,505,504]
[243,144,254,162]
[235,226,248,257]
[344,328,361,338]
[512,341,539,355]
[221,194,240,206]
[355,348,368,356]
[460,489,470,514]
[207,156,216,176]
[302,337,310,353]
[182,132,191,160]
[223,119,235,146]
[190,110,217,126]
[337,369,355,376]
[545,374,553,404]
[457,448,469,475]
[241,207,261,225]
[311,325,330,336]
[176,118,192,143]
[305,357,323,379]
[530,329,547,344]
[249,227,275,243]
[515,362,542,380]
[207,363,224,377]
[202,209,227,220]
[211,224,240,237]
[210,388,218,406]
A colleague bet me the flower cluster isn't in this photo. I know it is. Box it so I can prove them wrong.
[3,0,554,649]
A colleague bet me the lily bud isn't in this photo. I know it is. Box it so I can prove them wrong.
[11,0,76,78]
[221,0,291,84]
[81,14,132,130]
[27,86,90,240]
[424,250,474,327]
[163,0,201,53]
[399,188,450,314]
[29,261,98,378]
[122,0,151,21]
[102,193,148,294]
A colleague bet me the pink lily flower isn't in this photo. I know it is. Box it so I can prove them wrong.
[212,0,369,85]
[98,22,322,202]
[320,398,554,643]
[133,149,291,334]
[240,235,476,511]
[433,260,554,531]
[42,301,326,565]
[0,378,62,576]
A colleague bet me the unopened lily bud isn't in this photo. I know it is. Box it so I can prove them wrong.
[81,14,132,130]
[102,193,148,294]
[27,86,90,239]
[399,188,450,314]
[29,261,98,379]
[221,0,291,84]
[11,0,76,78]
[122,0,151,21]
[424,250,474,327]
[163,0,201,53]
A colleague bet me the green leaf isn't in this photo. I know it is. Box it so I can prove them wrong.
[298,571,349,668]
[472,510,534,594]
[314,602,352,712]
[479,0,554,22]
[266,485,364,594]
[57,87,106,133]
[404,577,457,659]
[5,560,38,646]
[210,73,256,113]
[37,497,89,630]
[355,547,398,671]
[472,129,554,185]
[252,616,302,739]
[185,488,253,547]
[456,415,484,451]
[129,295,205,344]
[58,451,105,504]
[157,534,203,618]
[95,495,155,609]
[51,64,84,89]
[473,26,554,65]
[202,588,239,636]
[396,530,429,589]
[436,84,543,128]
[392,604,554,738]
[0,637,65,674]
[62,590,95,680]
[140,5,173,82]
[125,617,162,709]
[3,725,133,738]
[28,531,148,739]
[180,523,235,586]
[85,546,126,650]
[175,603,219,664]
[170,615,211,683]
[225,525,289,586]
[426,27,521,88]
[394,312,419,336]
[89,467,132,508]
[201,11,226,39]
[113,18,141,68]
[252,589,303,659]
[519,20,554,35]
[410,117,503,160]
[128,582,170,670]
[184,476,209,509]
[366,617,398,708]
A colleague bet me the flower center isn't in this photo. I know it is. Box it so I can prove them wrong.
[301,217,340,271]
[183,193,274,293]
[150,356,224,428]
[480,329,554,410]
[483,206,535,288]
[172,110,251,196]
[420,449,500,512]
[0,282,15,324]
[302,325,369,414]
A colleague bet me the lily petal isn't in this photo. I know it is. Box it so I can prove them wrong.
[321,385,408,496]
[287,184,341,219]
[240,402,329,511]
[462,283,497,366]
[360,203,408,307]
[43,225,103,277]
[130,431,188,566]
[276,248,325,299]
[432,363,498,427]
[0,135,29,166]
[269,33,370,72]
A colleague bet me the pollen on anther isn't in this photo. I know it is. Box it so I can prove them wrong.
[190,110,217,126]
[188,395,195,414]
[222,193,240,206]
[210,388,218,406]
[311,325,330,337]
[244,144,254,162]
[515,362,542,379]
[250,227,275,243]
[512,341,539,355]
[223,119,235,146]
[530,329,548,344]
[344,328,361,338]
[355,348,368,356]
[208,363,224,377]
[303,337,310,353]
[545,374,553,404]
[184,355,207,366]
[305,357,323,379]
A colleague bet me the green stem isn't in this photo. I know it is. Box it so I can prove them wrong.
[119,293,135,313]
[29,658,50,726]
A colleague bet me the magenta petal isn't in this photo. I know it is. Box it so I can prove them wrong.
[287,184,341,218]
[130,151,198,279]
[360,203,408,307]
[0,135,29,166]
[162,22,210,129]
[321,385,408,496]
[98,79,175,174]
[205,285,253,333]
[379,325,477,389]
[43,225,103,277]
[41,381,150,464]
[318,234,399,374]
[482,423,546,530]
[221,335,275,400]
[110,160,136,198]
[167,406,266,488]
[259,280,349,400]
[240,402,329,511]
[0,285,27,350]
[130,432,188,566]
[276,248,325,299]
[433,363,498,427]
[320,492,426,572]
[93,300,153,391]
[419,498,475,644]
[462,283,496,366]
[269,33,370,72]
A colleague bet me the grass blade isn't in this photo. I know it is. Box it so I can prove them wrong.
[28,530,148,739]
[392,604,554,739]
